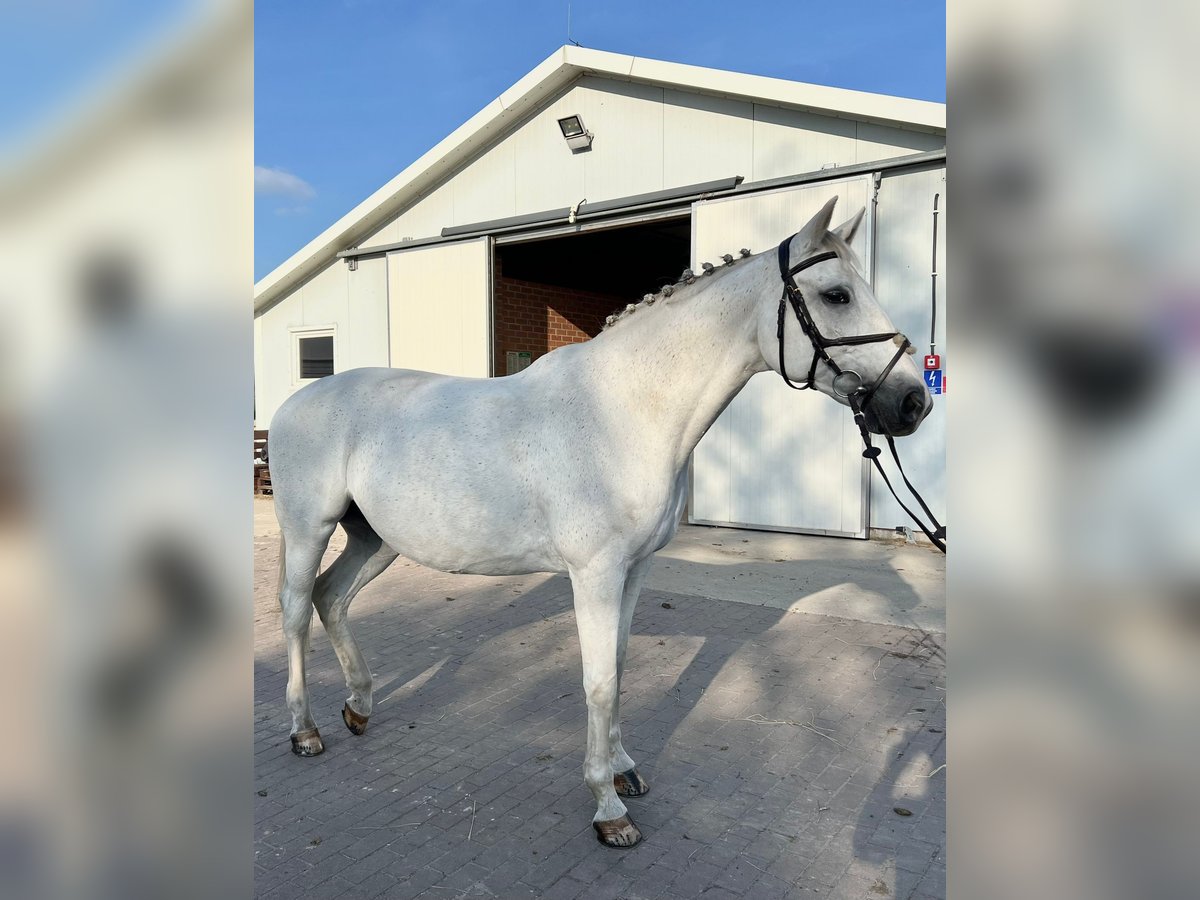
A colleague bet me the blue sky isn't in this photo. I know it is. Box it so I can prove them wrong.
[256,1,945,280]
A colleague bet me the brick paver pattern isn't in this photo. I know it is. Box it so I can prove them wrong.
[254,532,945,899]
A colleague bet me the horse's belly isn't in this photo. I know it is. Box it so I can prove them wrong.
[397,525,562,577]
[352,476,563,576]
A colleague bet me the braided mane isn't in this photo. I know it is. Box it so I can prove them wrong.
[601,248,752,331]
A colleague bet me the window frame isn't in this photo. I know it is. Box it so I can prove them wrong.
[290,325,338,385]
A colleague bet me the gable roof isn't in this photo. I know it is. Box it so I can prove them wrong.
[254,46,945,312]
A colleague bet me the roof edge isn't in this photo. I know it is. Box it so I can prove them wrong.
[563,46,945,131]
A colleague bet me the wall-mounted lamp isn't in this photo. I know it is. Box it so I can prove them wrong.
[557,114,593,152]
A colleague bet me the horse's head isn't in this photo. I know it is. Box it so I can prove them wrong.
[757,196,932,436]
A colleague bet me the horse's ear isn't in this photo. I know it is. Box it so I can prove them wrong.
[833,207,866,245]
[795,196,839,250]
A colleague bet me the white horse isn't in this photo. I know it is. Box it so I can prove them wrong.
[268,197,932,847]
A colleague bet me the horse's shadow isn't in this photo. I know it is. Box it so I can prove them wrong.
[850,629,946,898]
[254,544,942,894]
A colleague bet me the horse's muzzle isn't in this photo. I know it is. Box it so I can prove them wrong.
[863,385,931,436]
[899,388,930,430]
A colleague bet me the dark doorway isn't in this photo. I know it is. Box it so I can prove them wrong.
[492,217,691,375]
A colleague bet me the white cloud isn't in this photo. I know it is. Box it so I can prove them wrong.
[254,165,316,200]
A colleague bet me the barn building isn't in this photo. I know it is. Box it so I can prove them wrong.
[254,46,946,540]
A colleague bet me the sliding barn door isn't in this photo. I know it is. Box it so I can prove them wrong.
[690,176,873,537]
[387,237,491,377]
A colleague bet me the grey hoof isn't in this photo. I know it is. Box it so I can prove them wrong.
[290,728,324,756]
[342,703,369,736]
[614,767,650,797]
[594,814,642,848]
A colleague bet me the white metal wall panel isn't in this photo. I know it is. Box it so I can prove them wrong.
[870,166,947,529]
[855,122,945,163]
[256,302,292,427]
[510,96,587,214]
[367,183,457,247]
[567,77,666,202]
[253,315,264,424]
[297,258,349,325]
[449,137,517,228]
[663,89,754,186]
[691,176,873,536]
[510,75,664,215]
[347,256,390,369]
[387,238,490,377]
[751,106,858,180]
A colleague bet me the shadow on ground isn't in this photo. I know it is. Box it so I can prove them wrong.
[254,534,945,900]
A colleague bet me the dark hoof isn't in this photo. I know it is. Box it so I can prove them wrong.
[614,767,650,797]
[593,814,643,848]
[342,703,369,736]
[290,728,324,756]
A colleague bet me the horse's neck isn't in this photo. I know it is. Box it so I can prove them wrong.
[582,260,771,471]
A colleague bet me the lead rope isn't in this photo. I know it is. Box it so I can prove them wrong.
[851,409,946,553]
[776,235,946,554]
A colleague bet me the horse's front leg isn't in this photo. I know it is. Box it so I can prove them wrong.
[570,561,642,848]
[611,556,652,798]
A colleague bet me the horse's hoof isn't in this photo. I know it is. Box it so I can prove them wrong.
[290,728,324,756]
[342,703,369,736]
[593,814,643,848]
[613,767,650,797]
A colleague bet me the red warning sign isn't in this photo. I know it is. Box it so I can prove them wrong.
[923,354,941,370]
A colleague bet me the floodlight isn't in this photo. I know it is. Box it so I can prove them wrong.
[557,115,593,151]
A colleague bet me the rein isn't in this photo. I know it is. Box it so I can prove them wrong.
[775,236,947,553]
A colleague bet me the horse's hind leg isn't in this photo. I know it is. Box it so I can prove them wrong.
[277,522,337,756]
[312,504,397,736]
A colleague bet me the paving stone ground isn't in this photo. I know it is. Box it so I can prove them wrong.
[254,516,945,900]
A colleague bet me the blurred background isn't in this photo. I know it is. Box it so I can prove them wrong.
[0,1,251,898]
[2,0,1198,897]
[951,1,1200,898]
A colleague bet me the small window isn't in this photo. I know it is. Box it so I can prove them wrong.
[298,334,334,379]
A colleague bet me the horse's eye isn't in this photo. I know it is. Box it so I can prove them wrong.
[822,288,850,305]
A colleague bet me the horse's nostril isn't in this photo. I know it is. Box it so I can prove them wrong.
[900,389,926,424]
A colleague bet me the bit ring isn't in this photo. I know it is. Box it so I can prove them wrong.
[832,370,864,398]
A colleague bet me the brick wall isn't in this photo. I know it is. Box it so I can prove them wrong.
[492,256,627,374]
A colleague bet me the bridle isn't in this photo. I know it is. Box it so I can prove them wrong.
[776,235,947,553]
